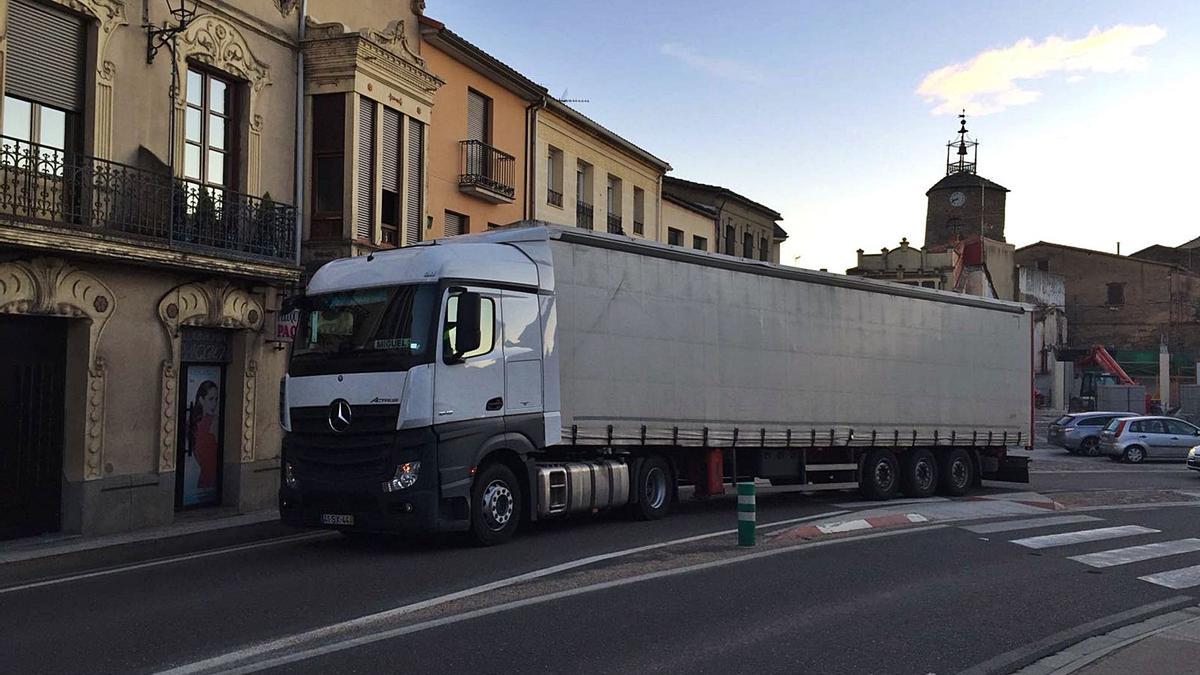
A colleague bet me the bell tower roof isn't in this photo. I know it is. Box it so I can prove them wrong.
[946,111,979,175]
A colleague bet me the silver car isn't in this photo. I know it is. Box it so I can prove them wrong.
[1048,411,1139,456]
[1099,416,1200,463]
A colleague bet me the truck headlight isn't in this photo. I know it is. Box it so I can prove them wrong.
[383,461,420,493]
[285,462,298,489]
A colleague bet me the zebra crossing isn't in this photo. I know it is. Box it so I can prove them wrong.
[961,513,1200,590]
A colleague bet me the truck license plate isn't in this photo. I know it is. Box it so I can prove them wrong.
[320,514,354,526]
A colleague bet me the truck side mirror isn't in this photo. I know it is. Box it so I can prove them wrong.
[452,291,482,358]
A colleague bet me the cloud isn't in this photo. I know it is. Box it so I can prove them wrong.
[917,24,1166,115]
[660,43,765,84]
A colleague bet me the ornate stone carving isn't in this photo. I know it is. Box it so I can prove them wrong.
[0,258,115,480]
[49,0,127,81]
[157,280,265,473]
[411,0,426,16]
[177,15,272,101]
[274,0,301,17]
[374,20,424,67]
[241,359,258,462]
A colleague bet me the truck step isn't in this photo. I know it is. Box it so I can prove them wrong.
[804,463,858,471]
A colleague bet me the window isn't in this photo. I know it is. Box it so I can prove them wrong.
[311,94,345,238]
[743,232,754,259]
[546,146,563,207]
[606,175,622,213]
[633,187,645,235]
[576,160,593,204]
[1036,259,1050,272]
[466,89,491,144]
[184,68,237,189]
[444,293,495,361]
[405,118,425,245]
[1106,282,1125,306]
[355,97,376,240]
[667,228,684,246]
[1077,416,1111,427]
[444,210,468,237]
[921,281,937,288]
[693,235,707,251]
[724,224,735,255]
[2,96,72,169]
[759,236,769,262]
[380,107,403,245]
[1167,420,1198,436]
[5,0,84,161]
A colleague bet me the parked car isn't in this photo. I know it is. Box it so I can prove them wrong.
[1187,446,1200,473]
[1099,416,1200,463]
[1048,411,1139,456]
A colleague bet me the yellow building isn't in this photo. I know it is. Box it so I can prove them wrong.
[0,0,438,539]
[661,176,787,262]
[533,99,670,239]
[418,16,545,237]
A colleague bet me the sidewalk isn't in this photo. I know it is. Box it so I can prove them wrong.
[1015,606,1200,674]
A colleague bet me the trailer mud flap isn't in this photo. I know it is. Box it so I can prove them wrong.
[982,454,1030,484]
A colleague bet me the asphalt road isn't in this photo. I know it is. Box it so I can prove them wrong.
[3,445,1200,674]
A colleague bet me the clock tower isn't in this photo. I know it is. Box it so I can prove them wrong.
[924,113,1009,250]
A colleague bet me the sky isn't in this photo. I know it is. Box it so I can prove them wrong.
[426,0,1200,272]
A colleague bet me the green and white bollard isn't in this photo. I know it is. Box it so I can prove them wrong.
[737,481,756,546]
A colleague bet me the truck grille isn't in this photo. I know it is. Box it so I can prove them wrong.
[289,404,400,435]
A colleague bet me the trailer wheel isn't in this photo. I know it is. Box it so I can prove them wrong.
[901,449,938,498]
[469,463,522,546]
[938,448,975,496]
[860,449,900,500]
[631,455,672,520]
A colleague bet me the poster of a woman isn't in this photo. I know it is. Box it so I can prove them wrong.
[182,367,222,507]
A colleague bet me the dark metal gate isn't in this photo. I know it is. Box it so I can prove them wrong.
[0,315,66,540]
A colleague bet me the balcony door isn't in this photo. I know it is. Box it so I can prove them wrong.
[465,89,492,179]
[184,67,238,192]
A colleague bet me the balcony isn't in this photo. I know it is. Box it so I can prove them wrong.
[547,187,563,208]
[576,201,593,230]
[0,137,296,266]
[459,140,515,203]
[606,213,623,235]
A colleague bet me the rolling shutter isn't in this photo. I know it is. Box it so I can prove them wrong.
[355,98,375,240]
[381,107,401,194]
[7,0,86,111]
[444,211,465,237]
[466,90,489,143]
[405,118,424,245]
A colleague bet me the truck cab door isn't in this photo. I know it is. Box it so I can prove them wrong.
[501,290,544,418]
[434,287,505,426]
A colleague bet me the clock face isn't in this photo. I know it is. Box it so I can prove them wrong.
[949,191,966,207]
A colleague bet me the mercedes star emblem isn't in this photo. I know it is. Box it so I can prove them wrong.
[328,399,353,433]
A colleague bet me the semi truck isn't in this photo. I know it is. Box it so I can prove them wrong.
[279,224,1032,545]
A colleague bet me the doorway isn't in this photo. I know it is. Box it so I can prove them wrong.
[175,328,230,509]
[0,315,67,540]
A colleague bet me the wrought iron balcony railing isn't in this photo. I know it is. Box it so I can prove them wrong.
[576,201,593,230]
[0,136,296,264]
[606,213,623,235]
[547,187,563,207]
[459,140,516,202]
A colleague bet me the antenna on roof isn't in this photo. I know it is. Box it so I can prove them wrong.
[557,88,590,104]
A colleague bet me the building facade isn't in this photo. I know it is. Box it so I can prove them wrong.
[847,238,955,289]
[533,99,670,239]
[925,115,1008,249]
[418,16,544,238]
[661,176,786,262]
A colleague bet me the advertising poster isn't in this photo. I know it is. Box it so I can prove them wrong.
[181,365,222,507]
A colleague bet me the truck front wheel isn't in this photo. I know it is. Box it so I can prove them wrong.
[860,449,900,500]
[631,456,672,520]
[938,448,975,496]
[470,463,522,546]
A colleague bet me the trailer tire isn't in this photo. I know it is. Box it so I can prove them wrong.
[860,449,900,500]
[901,449,939,498]
[470,463,522,546]
[938,448,974,496]
[631,455,672,520]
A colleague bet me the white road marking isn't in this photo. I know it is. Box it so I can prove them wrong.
[172,524,949,675]
[1140,564,1200,589]
[1010,525,1159,549]
[906,514,929,523]
[963,515,1102,534]
[155,509,854,675]
[834,496,950,508]
[0,532,333,597]
[817,519,872,534]
[1070,539,1200,568]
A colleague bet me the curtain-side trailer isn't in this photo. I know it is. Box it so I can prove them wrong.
[280,224,1032,544]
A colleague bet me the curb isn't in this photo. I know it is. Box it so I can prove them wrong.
[769,512,931,541]
[1013,606,1200,675]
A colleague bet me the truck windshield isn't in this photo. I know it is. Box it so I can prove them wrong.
[290,284,438,375]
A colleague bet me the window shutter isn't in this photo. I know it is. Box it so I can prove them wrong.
[7,0,86,111]
[381,107,401,193]
[445,211,465,237]
[355,99,376,240]
[405,117,424,245]
[466,90,488,143]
